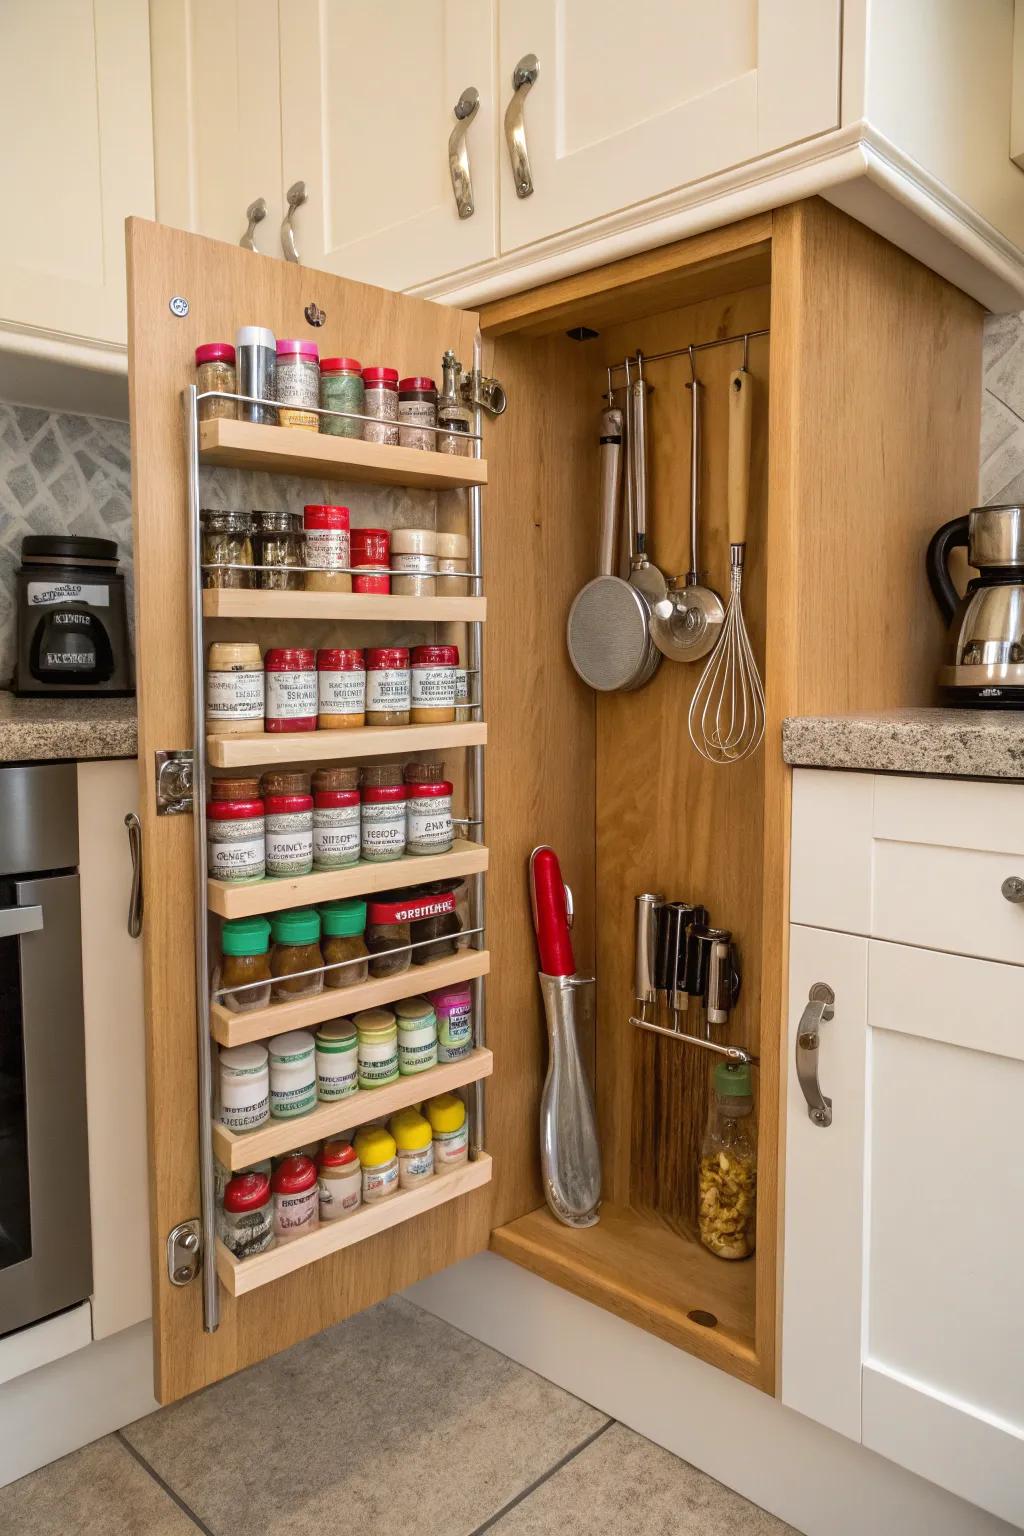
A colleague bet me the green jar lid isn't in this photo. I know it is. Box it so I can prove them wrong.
[221,916,271,957]
[320,898,367,938]
[714,1061,752,1098]
[271,906,321,945]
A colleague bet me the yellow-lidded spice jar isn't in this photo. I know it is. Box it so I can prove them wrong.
[354,1125,399,1202]
[390,1108,435,1188]
[425,1092,469,1170]
[206,642,264,736]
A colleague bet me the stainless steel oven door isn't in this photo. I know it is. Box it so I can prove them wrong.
[0,873,92,1334]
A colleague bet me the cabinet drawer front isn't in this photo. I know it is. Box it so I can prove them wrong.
[873,839,1024,965]
[870,939,1024,1063]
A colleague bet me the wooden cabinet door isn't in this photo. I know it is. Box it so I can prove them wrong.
[278,0,497,290]
[149,0,285,254]
[127,219,492,1403]
[497,0,841,253]
[0,0,154,346]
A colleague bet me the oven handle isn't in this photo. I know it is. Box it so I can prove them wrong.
[0,904,43,938]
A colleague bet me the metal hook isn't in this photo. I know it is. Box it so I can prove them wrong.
[623,354,632,386]
[687,344,697,385]
[636,349,645,381]
[742,333,749,372]
[606,364,614,404]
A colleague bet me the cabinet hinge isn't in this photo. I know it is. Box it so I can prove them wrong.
[166,1219,202,1286]
[155,750,194,816]
[461,369,507,417]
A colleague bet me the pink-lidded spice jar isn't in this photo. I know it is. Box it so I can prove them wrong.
[350,528,390,594]
[365,647,410,725]
[362,366,399,445]
[303,503,351,594]
[264,647,317,732]
[276,339,320,430]
[430,982,473,1062]
[317,647,365,729]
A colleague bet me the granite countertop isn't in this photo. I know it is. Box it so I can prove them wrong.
[0,692,138,763]
[783,708,1024,781]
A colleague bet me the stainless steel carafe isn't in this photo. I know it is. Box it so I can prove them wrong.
[927,505,1024,705]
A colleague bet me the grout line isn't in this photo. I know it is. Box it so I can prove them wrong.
[467,1418,616,1534]
[983,384,1024,430]
[115,1432,217,1536]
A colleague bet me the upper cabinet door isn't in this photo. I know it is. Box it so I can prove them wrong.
[497,0,841,253]
[0,0,154,347]
[278,0,497,291]
[149,0,285,252]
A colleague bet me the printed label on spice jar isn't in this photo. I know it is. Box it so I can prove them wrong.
[206,668,265,721]
[434,1123,470,1167]
[410,667,456,710]
[318,668,365,716]
[266,669,317,720]
[265,817,314,877]
[360,804,406,861]
[274,1186,318,1241]
[357,1037,399,1087]
[270,1078,317,1118]
[318,1170,361,1217]
[398,1022,438,1074]
[392,553,436,575]
[398,1146,434,1186]
[207,827,265,880]
[362,1161,399,1201]
[313,805,360,869]
[220,1091,270,1131]
[407,798,453,854]
[316,1052,358,1100]
[305,527,350,571]
[365,668,410,713]
[437,997,473,1062]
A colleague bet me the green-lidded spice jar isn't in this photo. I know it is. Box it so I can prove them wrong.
[315,1018,358,1101]
[394,996,438,1075]
[268,1030,316,1120]
[270,907,324,1002]
[320,898,369,988]
[355,1007,399,1088]
[215,916,272,1013]
[319,356,365,439]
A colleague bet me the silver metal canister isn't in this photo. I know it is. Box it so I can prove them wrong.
[235,326,277,425]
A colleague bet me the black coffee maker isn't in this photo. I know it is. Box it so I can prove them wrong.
[14,536,134,696]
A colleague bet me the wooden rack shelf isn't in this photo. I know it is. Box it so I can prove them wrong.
[199,418,488,491]
[204,588,486,624]
[217,1152,493,1296]
[207,720,487,769]
[211,947,491,1046]
[213,1048,493,1170]
[208,838,489,919]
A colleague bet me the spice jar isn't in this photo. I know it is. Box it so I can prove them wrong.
[365,647,410,725]
[268,1030,317,1119]
[391,528,438,597]
[276,339,320,430]
[207,796,265,883]
[313,788,361,872]
[235,325,277,425]
[320,356,364,439]
[361,784,407,863]
[390,1109,435,1189]
[426,1092,469,1169]
[303,504,352,594]
[222,1172,275,1259]
[410,645,457,723]
[406,780,454,856]
[436,531,470,595]
[321,898,369,987]
[317,1139,361,1220]
[698,1062,756,1261]
[264,647,317,732]
[354,1126,399,1201]
[403,759,446,785]
[361,763,404,788]
[356,1008,400,1088]
[195,343,237,421]
[260,769,311,797]
[252,510,304,591]
[455,664,471,722]
[317,648,365,729]
[365,894,412,978]
[218,1043,270,1131]
[410,883,464,964]
[361,366,399,446]
[431,983,473,1062]
[270,908,324,1002]
[350,528,390,594]
[272,1155,319,1242]
[215,916,273,1013]
[264,792,314,878]
[398,376,437,451]
[201,510,254,589]
[315,1019,358,1100]
[312,765,360,793]
[211,775,262,801]
[395,997,438,1075]
[206,642,264,736]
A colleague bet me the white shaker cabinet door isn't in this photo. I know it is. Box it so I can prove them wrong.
[149,0,285,253]
[279,0,497,292]
[497,0,840,253]
[0,0,154,347]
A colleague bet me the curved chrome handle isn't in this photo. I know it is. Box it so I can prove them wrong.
[281,180,308,263]
[125,812,143,938]
[239,197,267,252]
[796,982,835,1127]
[504,52,538,198]
[449,86,479,219]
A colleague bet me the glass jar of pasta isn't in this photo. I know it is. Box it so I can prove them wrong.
[698,1063,756,1261]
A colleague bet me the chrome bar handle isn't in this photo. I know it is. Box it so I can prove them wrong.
[504,53,539,198]
[0,905,43,939]
[124,812,143,938]
[240,197,267,252]
[796,982,836,1127]
[449,86,479,219]
[281,181,308,262]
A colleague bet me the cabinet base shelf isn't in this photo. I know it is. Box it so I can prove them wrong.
[217,1152,493,1295]
[207,721,487,769]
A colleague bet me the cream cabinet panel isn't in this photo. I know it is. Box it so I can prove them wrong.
[0,0,154,347]
[497,0,840,252]
[150,0,285,252]
[279,0,497,291]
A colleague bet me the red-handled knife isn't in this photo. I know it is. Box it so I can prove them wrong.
[529,845,576,977]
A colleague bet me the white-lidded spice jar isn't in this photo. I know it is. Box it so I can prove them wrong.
[206,797,265,883]
[394,996,438,1075]
[268,1030,317,1119]
[391,527,438,596]
[264,793,314,878]
[315,1018,358,1100]
[406,780,454,856]
[206,642,265,735]
[356,1008,399,1088]
[218,1042,270,1131]
[317,1139,361,1221]
[436,531,470,595]
[361,784,406,862]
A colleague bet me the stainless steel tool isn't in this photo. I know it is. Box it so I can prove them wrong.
[628,354,667,608]
[597,402,623,577]
[633,892,664,1016]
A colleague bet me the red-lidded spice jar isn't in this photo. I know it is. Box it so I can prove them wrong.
[313,787,361,870]
[398,375,437,451]
[264,792,314,878]
[303,503,351,594]
[265,647,317,732]
[206,797,265,882]
[406,779,454,855]
[222,1171,274,1258]
[410,644,458,723]
[271,1155,319,1243]
[317,647,365,729]
[365,647,410,725]
[350,527,390,594]
[360,783,407,862]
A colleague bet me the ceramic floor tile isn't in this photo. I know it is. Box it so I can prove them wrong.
[123,1296,606,1536]
[486,1421,794,1536]
[0,1435,199,1536]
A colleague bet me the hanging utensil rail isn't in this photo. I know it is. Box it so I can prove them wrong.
[605,327,769,390]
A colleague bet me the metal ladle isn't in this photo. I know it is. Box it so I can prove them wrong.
[650,347,724,662]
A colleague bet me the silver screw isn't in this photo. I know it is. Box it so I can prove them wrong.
[173,1265,193,1283]
[169,295,190,318]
